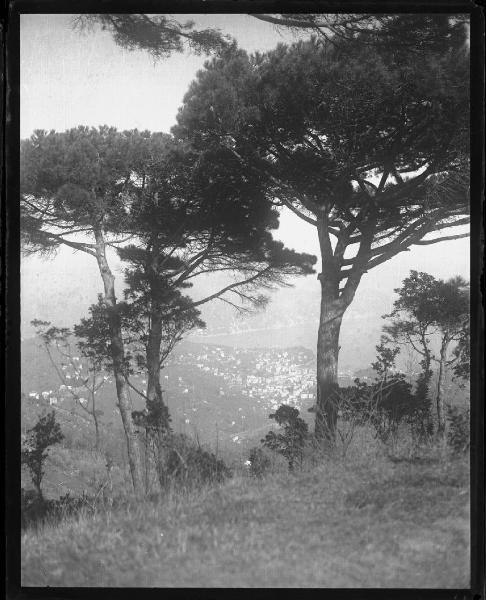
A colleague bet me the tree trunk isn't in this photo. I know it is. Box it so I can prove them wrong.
[314,217,352,446]
[315,272,343,444]
[89,381,101,451]
[93,228,144,496]
[92,402,101,452]
[34,466,43,501]
[146,310,171,490]
[436,336,450,437]
[144,427,150,494]
[413,344,434,437]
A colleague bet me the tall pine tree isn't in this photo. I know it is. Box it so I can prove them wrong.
[173,22,469,443]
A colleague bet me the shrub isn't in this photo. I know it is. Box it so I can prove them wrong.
[447,405,470,453]
[21,411,64,499]
[371,377,419,443]
[407,372,434,442]
[21,488,45,529]
[163,433,232,489]
[262,405,309,471]
[21,489,99,530]
[339,377,423,445]
[247,446,271,478]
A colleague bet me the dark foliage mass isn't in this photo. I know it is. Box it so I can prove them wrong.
[339,377,423,444]
[21,489,96,530]
[21,412,64,499]
[162,433,232,489]
[446,406,470,454]
[261,405,309,471]
[247,447,272,478]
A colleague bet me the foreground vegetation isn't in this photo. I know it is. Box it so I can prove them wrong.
[22,433,469,588]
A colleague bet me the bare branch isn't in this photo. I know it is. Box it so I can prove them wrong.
[189,267,272,308]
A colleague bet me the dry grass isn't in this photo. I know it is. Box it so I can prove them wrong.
[22,445,131,501]
[21,441,469,588]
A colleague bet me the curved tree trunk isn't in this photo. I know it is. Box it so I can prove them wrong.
[93,228,144,496]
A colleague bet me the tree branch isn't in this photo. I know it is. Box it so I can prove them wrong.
[279,197,317,226]
[414,232,470,245]
[189,267,272,308]
[41,231,97,256]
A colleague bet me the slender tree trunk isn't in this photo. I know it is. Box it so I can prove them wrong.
[146,310,171,490]
[90,380,101,451]
[34,468,43,501]
[144,427,150,494]
[92,400,101,451]
[93,227,144,496]
[414,344,434,437]
[436,336,450,437]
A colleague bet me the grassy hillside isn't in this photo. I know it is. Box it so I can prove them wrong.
[21,446,469,588]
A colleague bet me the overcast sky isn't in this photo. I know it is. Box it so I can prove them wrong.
[20,14,470,339]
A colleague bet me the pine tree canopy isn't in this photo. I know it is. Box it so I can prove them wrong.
[21,126,316,307]
[173,30,469,310]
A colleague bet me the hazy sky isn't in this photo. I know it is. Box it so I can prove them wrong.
[20,14,470,340]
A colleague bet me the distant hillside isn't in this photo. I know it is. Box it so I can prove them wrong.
[22,257,390,370]
[189,275,388,370]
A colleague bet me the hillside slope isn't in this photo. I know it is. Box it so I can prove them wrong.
[22,453,469,588]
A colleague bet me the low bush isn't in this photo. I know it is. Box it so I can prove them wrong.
[163,433,232,490]
[261,405,309,471]
[21,488,98,530]
[338,377,429,446]
[247,446,272,478]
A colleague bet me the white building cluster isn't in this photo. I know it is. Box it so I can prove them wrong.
[168,344,317,412]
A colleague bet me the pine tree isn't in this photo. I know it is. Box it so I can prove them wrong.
[174,23,469,444]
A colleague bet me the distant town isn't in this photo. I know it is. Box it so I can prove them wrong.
[25,342,365,409]
[24,340,423,448]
